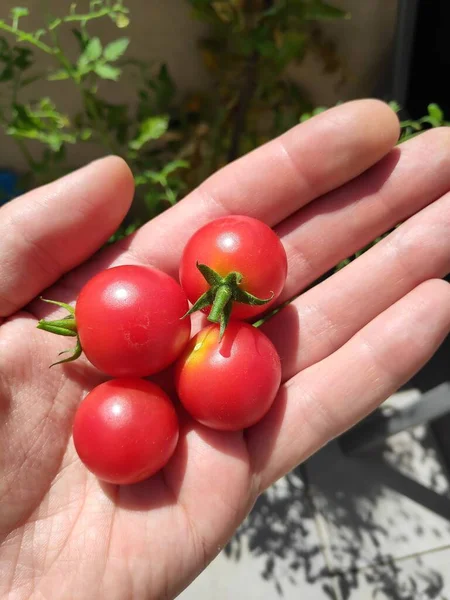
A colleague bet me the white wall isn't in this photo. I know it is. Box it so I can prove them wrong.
[0,0,398,170]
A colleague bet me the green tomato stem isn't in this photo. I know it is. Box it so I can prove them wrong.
[208,285,232,324]
[36,298,83,366]
[186,263,274,336]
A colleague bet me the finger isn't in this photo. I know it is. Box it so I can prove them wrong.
[248,279,450,489]
[263,189,450,381]
[275,127,450,304]
[105,100,399,278]
[0,157,134,317]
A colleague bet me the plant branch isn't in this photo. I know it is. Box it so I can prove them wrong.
[227,0,261,162]
[227,49,258,162]
[0,22,54,54]
[80,89,124,157]
[48,7,129,30]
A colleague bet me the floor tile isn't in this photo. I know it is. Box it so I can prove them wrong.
[344,546,450,600]
[307,426,450,574]
[179,543,343,600]
[180,467,340,599]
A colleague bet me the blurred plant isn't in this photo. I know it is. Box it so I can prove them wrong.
[395,101,450,143]
[0,0,348,228]
[332,101,450,271]
[0,1,189,223]
[0,2,447,254]
[186,0,349,172]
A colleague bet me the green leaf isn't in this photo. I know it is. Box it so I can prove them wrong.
[103,37,129,61]
[79,128,92,141]
[302,1,350,20]
[144,170,166,185]
[94,63,121,80]
[143,189,166,216]
[211,1,234,23]
[20,73,42,87]
[300,106,327,122]
[262,2,285,18]
[129,115,169,150]
[13,47,33,70]
[48,69,70,81]
[161,159,189,177]
[79,37,102,67]
[134,173,148,186]
[72,29,89,52]
[388,100,401,113]
[0,64,13,83]
[428,103,443,123]
[277,30,307,65]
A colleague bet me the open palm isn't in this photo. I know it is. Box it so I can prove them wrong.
[1,100,450,600]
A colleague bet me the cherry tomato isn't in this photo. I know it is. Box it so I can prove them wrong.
[73,378,179,484]
[76,265,191,377]
[175,321,281,431]
[179,215,287,322]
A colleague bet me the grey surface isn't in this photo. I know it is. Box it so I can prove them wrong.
[181,407,450,599]
[341,383,450,454]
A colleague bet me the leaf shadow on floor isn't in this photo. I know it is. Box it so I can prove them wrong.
[224,337,450,599]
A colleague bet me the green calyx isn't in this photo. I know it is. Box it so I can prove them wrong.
[36,298,82,367]
[184,263,274,339]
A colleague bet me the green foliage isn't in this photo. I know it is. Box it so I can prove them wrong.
[129,116,169,151]
[397,102,450,142]
[0,0,447,253]
[0,0,349,228]
[103,37,129,61]
[332,101,449,271]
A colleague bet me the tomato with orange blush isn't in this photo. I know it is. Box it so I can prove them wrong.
[175,321,281,431]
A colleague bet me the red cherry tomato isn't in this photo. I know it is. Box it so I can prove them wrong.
[73,378,179,484]
[175,321,281,431]
[76,265,191,377]
[179,215,287,321]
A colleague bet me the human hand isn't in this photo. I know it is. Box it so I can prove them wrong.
[1,100,449,599]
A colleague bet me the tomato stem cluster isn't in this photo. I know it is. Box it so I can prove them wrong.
[183,262,273,338]
[36,298,83,366]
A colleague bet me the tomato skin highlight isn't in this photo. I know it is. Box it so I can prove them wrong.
[76,265,191,377]
[175,322,281,431]
[179,216,287,321]
[73,379,179,485]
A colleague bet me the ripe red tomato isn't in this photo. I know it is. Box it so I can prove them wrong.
[73,378,179,484]
[179,215,287,322]
[76,265,191,377]
[175,321,281,431]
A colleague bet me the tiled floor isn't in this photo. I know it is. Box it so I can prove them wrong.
[179,392,450,600]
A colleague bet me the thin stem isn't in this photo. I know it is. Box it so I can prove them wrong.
[48,26,79,82]
[227,0,260,162]
[208,285,232,323]
[48,7,127,30]
[80,88,123,156]
[47,27,122,157]
[227,51,258,162]
[0,22,54,54]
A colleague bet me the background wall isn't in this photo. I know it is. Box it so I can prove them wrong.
[0,0,398,170]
